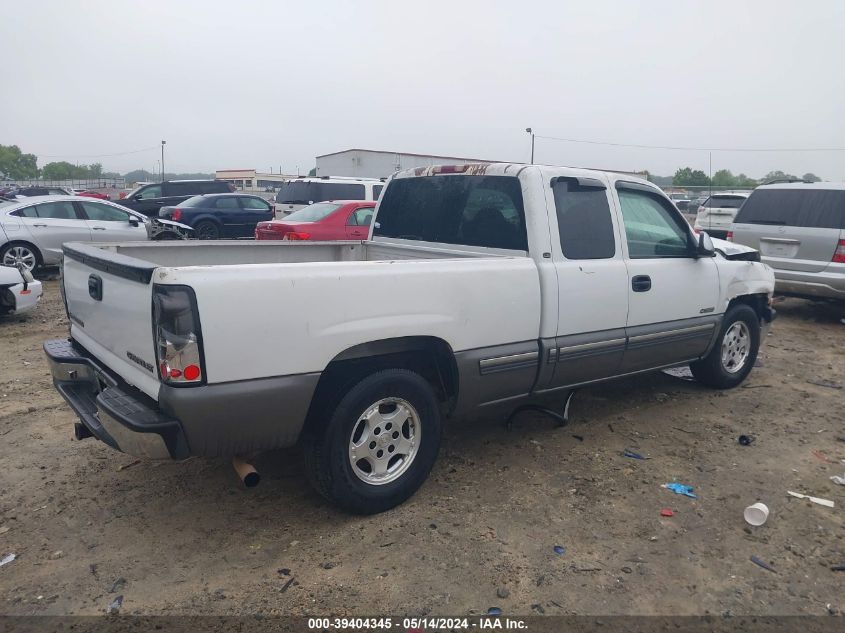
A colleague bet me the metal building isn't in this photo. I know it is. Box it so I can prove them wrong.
[315,149,499,179]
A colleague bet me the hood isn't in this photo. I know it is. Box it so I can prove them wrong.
[711,237,760,261]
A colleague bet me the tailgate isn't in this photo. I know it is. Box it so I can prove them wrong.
[63,245,161,399]
[731,224,838,273]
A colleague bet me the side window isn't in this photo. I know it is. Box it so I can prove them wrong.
[617,189,692,258]
[11,206,39,218]
[80,202,129,222]
[552,179,615,259]
[372,185,384,200]
[33,201,78,220]
[321,183,365,200]
[213,197,240,210]
[239,197,270,210]
[137,185,162,199]
[200,182,227,194]
[166,182,197,197]
[348,207,374,226]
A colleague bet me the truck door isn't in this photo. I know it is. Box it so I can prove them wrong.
[613,182,720,373]
[541,176,630,389]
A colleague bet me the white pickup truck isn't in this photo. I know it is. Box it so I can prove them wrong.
[45,163,776,514]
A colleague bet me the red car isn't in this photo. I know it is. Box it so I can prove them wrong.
[255,200,375,241]
[78,190,111,200]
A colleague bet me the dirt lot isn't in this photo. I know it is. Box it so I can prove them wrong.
[0,278,843,617]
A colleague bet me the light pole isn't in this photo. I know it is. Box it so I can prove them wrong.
[160,140,166,182]
[156,160,161,181]
[525,128,535,164]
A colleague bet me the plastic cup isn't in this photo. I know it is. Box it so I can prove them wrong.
[744,502,769,526]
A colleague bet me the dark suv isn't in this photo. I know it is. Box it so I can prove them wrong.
[118,180,234,216]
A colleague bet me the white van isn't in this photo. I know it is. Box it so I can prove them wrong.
[274,177,385,217]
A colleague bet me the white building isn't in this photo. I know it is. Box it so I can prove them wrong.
[315,149,499,179]
[215,169,299,190]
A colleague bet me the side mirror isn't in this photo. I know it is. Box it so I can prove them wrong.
[133,194,143,201]
[128,217,140,227]
[696,231,716,258]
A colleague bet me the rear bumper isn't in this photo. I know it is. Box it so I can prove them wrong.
[44,338,321,459]
[772,268,845,301]
[4,280,42,314]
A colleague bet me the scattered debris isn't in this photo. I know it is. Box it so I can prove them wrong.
[553,545,566,556]
[835,436,845,443]
[571,564,603,572]
[117,459,142,472]
[48,550,64,560]
[0,526,9,535]
[621,566,633,574]
[662,366,695,381]
[787,491,835,508]
[496,587,510,599]
[487,607,502,616]
[321,561,337,570]
[672,427,696,435]
[531,603,545,614]
[806,378,842,390]
[750,555,777,573]
[829,473,845,486]
[277,568,291,576]
[109,577,126,593]
[608,423,614,433]
[89,563,98,577]
[830,563,845,572]
[280,577,295,593]
[0,553,16,567]
[743,503,769,526]
[812,450,836,464]
[662,483,697,498]
[623,449,648,460]
[741,384,772,389]
[738,435,755,446]
[572,434,584,442]
[106,595,123,614]
[660,508,674,517]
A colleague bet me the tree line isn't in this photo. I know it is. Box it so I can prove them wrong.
[651,167,822,188]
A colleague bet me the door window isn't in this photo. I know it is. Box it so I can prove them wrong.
[10,206,39,218]
[79,201,130,221]
[348,207,374,226]
[213,197,240,210]
[166,182,199,197]
[239,197,270,210]
[137,185,162,199]
[552,179,615,259]
[617,189,692,258]
[373,184,384,200]
[33,201,79,219]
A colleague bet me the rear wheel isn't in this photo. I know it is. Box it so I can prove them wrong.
[303,369,442,514]
[194,221,219,240]
[1,242,41,272]
[690,303,760,389]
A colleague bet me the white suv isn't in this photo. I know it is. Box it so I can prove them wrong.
[274,177,385,217]
[694,192,750,239]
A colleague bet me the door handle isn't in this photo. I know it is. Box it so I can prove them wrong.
[32,223,47,227]
[632,275,651,292]
[92,226,107,230]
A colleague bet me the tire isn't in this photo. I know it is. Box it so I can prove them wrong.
[690,303,760,389]
[1,242,41,272]
[303,369,442,515]
[194,221,219,240]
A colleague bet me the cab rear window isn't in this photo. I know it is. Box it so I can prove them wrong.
[374,175,528,251]
[734,189,845,229]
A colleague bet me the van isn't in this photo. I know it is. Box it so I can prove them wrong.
[274,177,384,217]
[729,183,845,301]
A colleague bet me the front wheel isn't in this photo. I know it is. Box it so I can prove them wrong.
[690,304,760,389]
[194,221,220,240]
[303,369,442,514]
[1,242,41,272]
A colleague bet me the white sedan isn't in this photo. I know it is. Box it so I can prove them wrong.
[0,196,192,271]
[0,264,42,315]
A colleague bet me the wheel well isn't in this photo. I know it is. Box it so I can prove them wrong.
[303,337,458,432]
[728,293,768,319]
[1,240,43,265]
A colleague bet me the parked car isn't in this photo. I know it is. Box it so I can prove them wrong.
[668,192,691,211]
[729,182,844,301]
[159,194,274,239]
[694,192,750,239]
[78,190,111,201]
[255,200,375,241]
[274,177,384,217]
[117,180,235,217]
[0,196,192,271]
[14,186,74,197]
[44,163,774,514]
[0,264,42,315]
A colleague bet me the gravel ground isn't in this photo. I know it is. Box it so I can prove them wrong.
[0,278,843,617]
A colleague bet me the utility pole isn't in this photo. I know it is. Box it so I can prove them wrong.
[161,140,167,182]
[525,128,535,164]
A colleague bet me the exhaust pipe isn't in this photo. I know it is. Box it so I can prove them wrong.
[232,456,260,488]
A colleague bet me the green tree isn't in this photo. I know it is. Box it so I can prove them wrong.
[673,167,710,186]
[41,161,77,179]
[711,169,737,187]
[0,144,39,179]
[735,173,757,188]
[762,170,798,183]
[802,172,821,182]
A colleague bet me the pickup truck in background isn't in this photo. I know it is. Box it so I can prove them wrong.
[44,163,776,514]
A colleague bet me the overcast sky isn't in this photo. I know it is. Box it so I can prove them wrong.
[2,0,844,179]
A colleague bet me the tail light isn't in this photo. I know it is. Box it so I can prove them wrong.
[152,285,204,385]
[119,191,126,199]
[833,239,845,263]
[726,231,733,242]
[282,232,311,241]
[171,209,182,221]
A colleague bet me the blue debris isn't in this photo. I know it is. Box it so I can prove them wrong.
[487,607,502,616]
[662,482,697,498]
[553,545,566,556]
[623,449,648,460]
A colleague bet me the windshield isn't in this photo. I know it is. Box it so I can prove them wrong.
[276,181,366,204]
[704,195,746,209]
[284,202,342,222]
